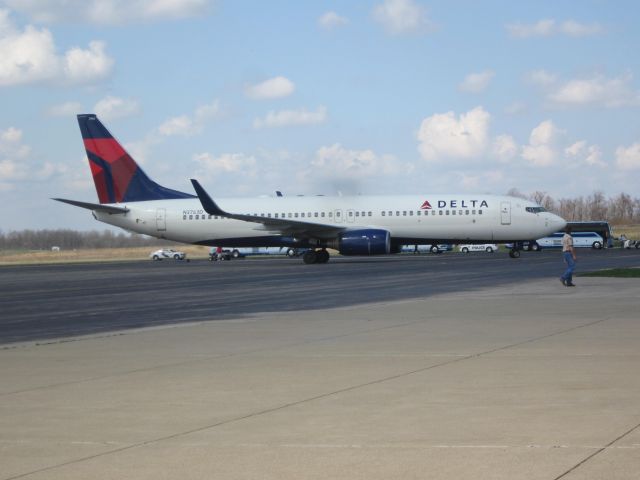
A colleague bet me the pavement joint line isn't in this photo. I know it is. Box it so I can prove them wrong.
[551,420,640,480]
[3,315,620,480]
[1,311,447,397]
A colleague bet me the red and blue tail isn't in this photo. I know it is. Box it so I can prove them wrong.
[78,114,194,203]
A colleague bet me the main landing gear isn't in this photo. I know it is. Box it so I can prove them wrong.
[302,249,330,264]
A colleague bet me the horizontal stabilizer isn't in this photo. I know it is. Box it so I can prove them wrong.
[53,198,130,214]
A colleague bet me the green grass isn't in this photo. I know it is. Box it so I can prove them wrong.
[579,268,640,278]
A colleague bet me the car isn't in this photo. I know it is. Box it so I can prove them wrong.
[536,231,604,249]
[505,240,541,251]
[150,248,186,260]
[458,244,498,253]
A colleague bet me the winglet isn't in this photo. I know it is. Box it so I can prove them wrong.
[190,179,228,216]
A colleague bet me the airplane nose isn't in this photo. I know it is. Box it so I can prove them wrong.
[554,214,567,230]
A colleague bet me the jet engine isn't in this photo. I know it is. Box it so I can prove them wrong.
[336,229,391,256]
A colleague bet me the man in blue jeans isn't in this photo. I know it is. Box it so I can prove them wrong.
[560,227,577,287]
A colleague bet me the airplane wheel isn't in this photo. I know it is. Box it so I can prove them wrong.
[316,250,330,263]
[302,250,318,264]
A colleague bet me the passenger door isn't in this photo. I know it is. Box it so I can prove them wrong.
[500,202,511,225]
[156,208,167,231]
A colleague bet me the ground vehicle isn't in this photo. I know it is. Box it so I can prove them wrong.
[402,244,453,254]
[536,232,604,249]
[458,244,498,253]
[150,248,186,260]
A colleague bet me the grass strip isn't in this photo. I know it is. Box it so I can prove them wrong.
[580,268,640,278]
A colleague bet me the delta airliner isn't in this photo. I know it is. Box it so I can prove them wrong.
[55,114,566,263]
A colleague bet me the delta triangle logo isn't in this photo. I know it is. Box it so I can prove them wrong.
[420,200,432,210]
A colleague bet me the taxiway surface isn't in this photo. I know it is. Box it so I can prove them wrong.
[1,249,638,344]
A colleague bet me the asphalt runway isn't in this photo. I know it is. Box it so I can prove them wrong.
[1,249,639,344]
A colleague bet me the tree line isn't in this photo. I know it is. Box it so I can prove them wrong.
[507,190,640,224]
[0,229,175,250]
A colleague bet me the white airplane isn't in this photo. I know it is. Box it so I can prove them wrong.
[54,114,566,263]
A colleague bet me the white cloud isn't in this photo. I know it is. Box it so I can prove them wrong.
[4,0,210,25]
[63,41,114,84]
[615,143,640,170]
[0,126,31,189]
[558,20,604,37]
[417,106,490,161]
[525,69,557,87]
[504,101,527,115]
[458,70,495,93]
[253,106,327,129]
[94,96,140,120]
[245,76,295,100]
[318,11,348,30]
[158,99,221,136]
[492,134,518,162]
[506,19,603,38]
[158,115,193,136]
[521,120,562,167]
[564,141,606,167]
[46,101,83,117]
[194,152,257,174]
[311,143,402,178]
[547,73,640,108]
[372,0,433,35]
[0,9,114,87]
[506,19,555,38]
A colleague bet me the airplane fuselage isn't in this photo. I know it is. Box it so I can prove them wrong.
[93,194,565,249]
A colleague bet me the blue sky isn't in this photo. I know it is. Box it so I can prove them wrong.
[1,0,639,230]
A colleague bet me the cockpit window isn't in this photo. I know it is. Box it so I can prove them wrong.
[526,206,546,213]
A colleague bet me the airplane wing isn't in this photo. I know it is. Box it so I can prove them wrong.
[191,179,345,239]
[53,198,130,214]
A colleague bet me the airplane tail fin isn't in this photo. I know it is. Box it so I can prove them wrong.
[78,114,194,203]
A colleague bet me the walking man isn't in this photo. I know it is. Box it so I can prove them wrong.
[560,227,577,287]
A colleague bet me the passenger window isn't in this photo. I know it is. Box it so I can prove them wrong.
[355,211,360,217]
[183,215,187,220]
[368,212,372,216]
[439,211,443,216]
[465,210,469,215]
[329,212,333,218]
[452,210,456,215]
[295,213,299,218]
[472,210,476,215]
[446,210,450,215]
[388,211,392,216]
[275,213,279,218]
[348,211,353,217]
[301,213,305,218]
[409,211,413,216]
[189,215,193,220]
[195,214,199,219]
[321,212,325,217]
[479,210,483,215]
[403,211,407,216]
[396,211,400,216]
[417,211,421,216]
[382,211,386,216]
[315,212,318,217]
[288,213,292,218]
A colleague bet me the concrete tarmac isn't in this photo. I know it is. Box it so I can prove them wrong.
[1,273,639,479]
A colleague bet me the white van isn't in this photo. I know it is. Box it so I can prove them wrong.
[536,232,604,249]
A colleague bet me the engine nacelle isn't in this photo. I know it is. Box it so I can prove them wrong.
[338,229,391,256]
